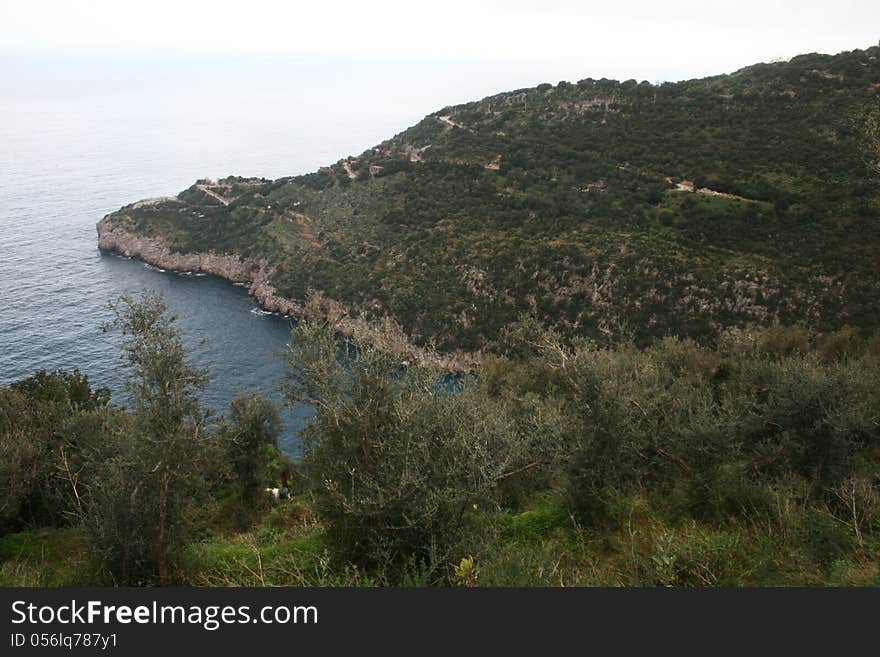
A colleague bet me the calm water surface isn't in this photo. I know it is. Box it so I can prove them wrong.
[0,57,419,454]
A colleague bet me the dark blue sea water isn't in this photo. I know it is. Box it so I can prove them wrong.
[0,55,431,455]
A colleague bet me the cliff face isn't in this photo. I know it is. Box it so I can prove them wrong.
[96,218,480,371]
[98,220,255,282]
[97,218,300,315]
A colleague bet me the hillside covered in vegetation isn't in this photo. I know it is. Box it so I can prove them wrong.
[7,47,876,587]
[98,47,880,360]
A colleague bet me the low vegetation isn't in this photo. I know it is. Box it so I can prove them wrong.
[2,295,878,586]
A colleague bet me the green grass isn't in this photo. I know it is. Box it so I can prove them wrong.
[180,501,377,586]
[2,493,877,587]
[473,494,880,587]
[0,528,90,586]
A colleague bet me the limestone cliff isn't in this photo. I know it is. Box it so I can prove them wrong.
[96,217,480,372]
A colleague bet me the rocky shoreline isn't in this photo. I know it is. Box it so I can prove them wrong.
[96,218,481,372]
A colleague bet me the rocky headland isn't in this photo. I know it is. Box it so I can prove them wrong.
[96,215,481,372]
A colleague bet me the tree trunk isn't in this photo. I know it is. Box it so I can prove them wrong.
[157,469,169,586]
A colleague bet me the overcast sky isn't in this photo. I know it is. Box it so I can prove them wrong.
[4,0,879,82]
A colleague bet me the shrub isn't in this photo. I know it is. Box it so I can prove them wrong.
[216,393,282,528]
[285,315,526,578]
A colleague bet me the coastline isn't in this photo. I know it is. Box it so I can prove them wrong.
[96,218,481,372]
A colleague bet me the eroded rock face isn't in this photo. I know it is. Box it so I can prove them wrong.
[97,219,254,281]
[97,218,296,309]
[96,218,480,372]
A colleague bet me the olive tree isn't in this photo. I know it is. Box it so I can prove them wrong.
[284,314,525,579]
[94,293,209,584]
[0,370,112,534]
[217,392,281,525]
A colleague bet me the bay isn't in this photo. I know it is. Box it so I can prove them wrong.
[0,55,424,454]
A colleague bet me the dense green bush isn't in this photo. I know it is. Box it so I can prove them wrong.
[277,314,880,582]
[284,316,533,578]
[215,393,282,528]
[470,321,880,536]
[0,370,113,533]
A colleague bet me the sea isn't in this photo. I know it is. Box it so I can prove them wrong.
[0,53,473,455]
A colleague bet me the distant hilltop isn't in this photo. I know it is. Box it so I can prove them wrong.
[99,46,880,365]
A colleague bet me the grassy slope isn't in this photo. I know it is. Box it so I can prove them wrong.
[4,493,877,587]
[101,47,880,353]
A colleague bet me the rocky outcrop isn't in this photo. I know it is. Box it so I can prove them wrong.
[96,217,480,372]
[97,217,301,312]
[97,219,259,283]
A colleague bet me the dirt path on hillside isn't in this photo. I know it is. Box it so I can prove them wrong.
[196,185,231,206]
[673,179,755,202]
[437,115,470,131]
[342,161,358,179]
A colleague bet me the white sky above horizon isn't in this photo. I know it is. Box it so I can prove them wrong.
[3,0,879,83]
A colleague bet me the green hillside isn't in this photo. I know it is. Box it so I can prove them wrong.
[100,47,880,355]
